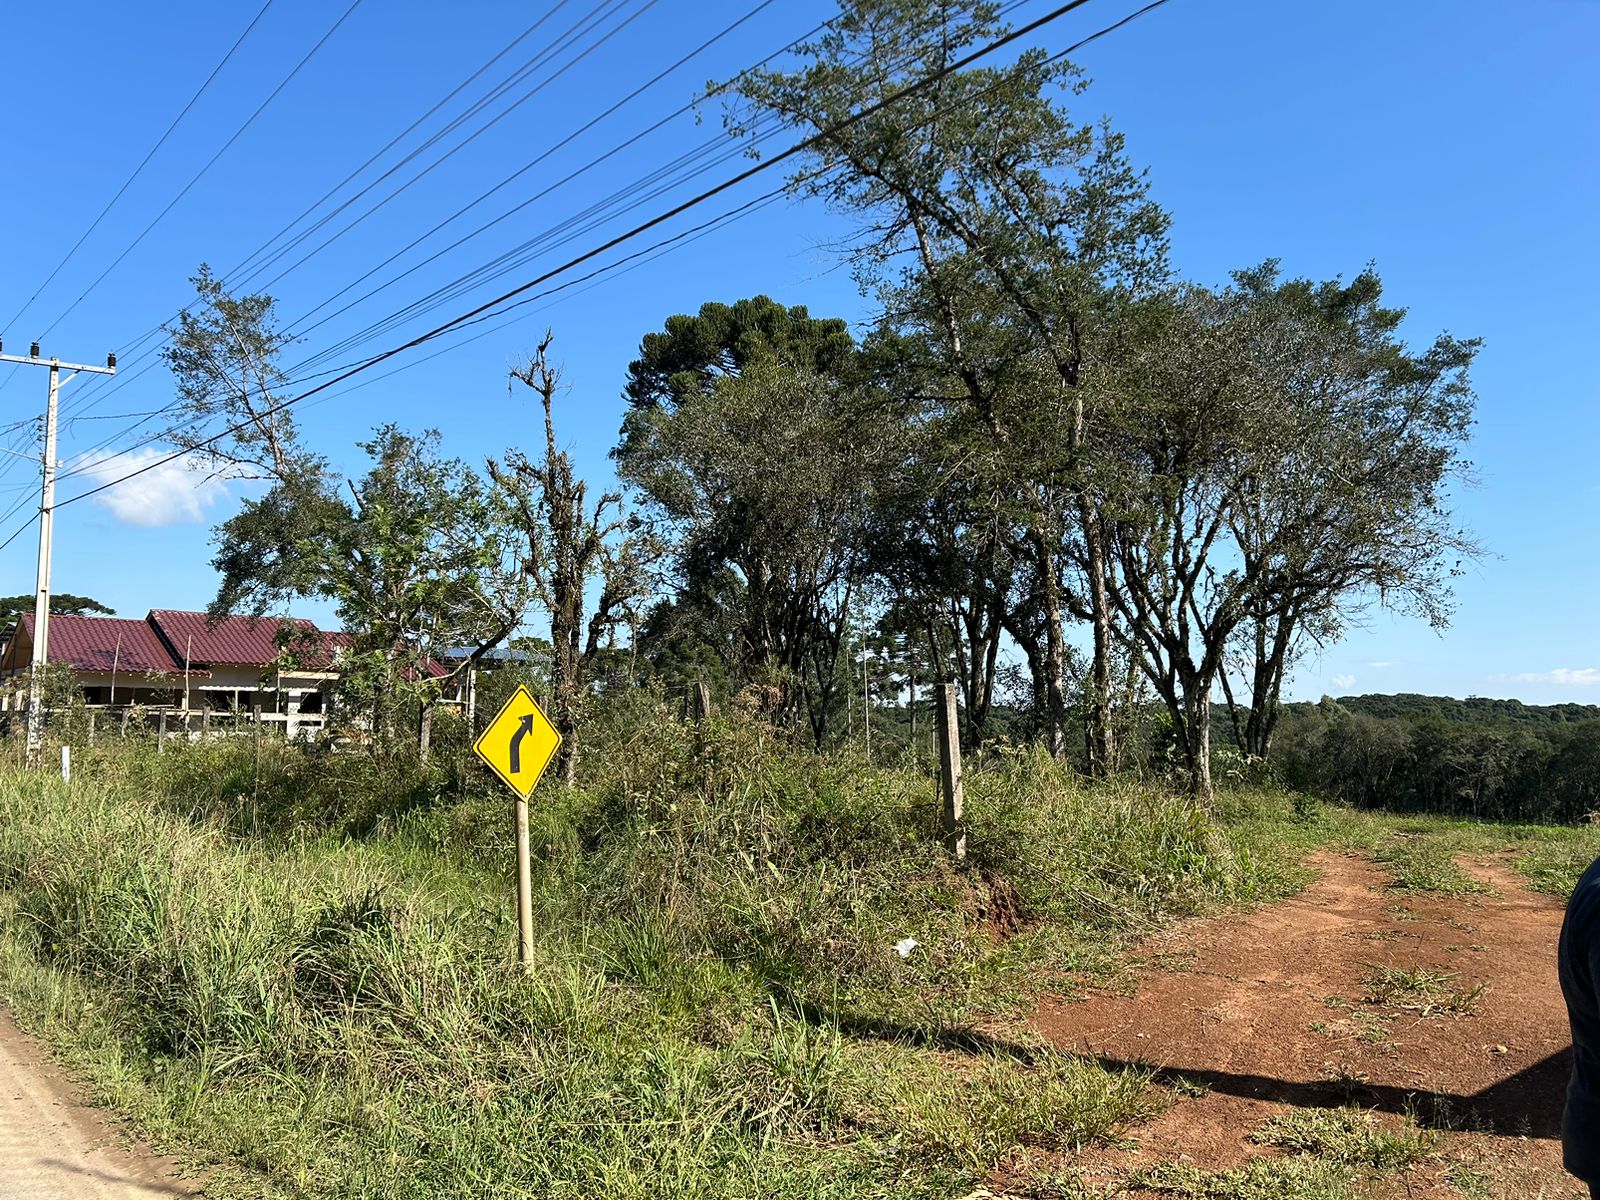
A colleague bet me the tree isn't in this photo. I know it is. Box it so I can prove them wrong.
[1215,264,1479,761]
[862,397,1014,749]
[731,0,1169,770]
[161,265,315,482]
[619,299,895,745]
[1099,269,1477,800]
[493,334,653,782]
[621,294,855,417]
[0,593,114,623]
[212,426,524,752]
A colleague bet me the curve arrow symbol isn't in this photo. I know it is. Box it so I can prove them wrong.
[508,713,535,774]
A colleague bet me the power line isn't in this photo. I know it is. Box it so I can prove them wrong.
[279,0,784,340]
[222,0,1044,384]
[45,0,647,429]
[47,0,578,420]
[43,1,837,439]
[222,0,580,291]
[54,181,791,485]
[39,0,1164,506]
[46,0,1126,492]
[40,0,1117,518]
[282,186,794,417]
[232,0,1043,379]
[282,117,783,375]
[245,0,659,298]
[0,0,278,339]
[27,0,367,346]
[46,0,888,462]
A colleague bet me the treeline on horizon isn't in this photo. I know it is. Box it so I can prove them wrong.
[792,688,1600,826]
[1299,692,1600,727]
[1268,694,1600,825]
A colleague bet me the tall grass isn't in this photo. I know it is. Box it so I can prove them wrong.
[0,717,1270,1198]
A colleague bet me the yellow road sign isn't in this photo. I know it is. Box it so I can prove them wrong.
[473,685,562,798]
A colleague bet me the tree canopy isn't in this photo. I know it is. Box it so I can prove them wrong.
[0,594,115,624]
[174,0,1484,801]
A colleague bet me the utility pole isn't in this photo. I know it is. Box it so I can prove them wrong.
[0,340,116,767]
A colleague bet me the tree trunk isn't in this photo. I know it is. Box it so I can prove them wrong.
[963,595,1003,749]
[1082,512,1117,776]
[1178,671,1215,804]
[908,669,917,743]
[1024,530,1072,759]
[1043,566,1068,755]
[373,676,394,752]
[417,701,433,765]
[551,621,579,785]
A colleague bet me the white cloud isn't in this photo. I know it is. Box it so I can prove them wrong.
[1509,667,1600,688]
[1333,673,1356,690]
[72,449,230,527]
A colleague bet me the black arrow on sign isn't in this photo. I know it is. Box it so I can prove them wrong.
[508,713,535,773]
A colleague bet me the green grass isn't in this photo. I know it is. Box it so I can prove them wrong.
[1443,1161,1492,1198]
[872,1046,1162,1168]
[0,727,1249,1198]
[1131,1156,1360,1199]
[0,722,1594,1199]
[1360,965,1486,1018]
[1249,1106,1437,1168]
[1371,835,1492,895]
[1134,1105,1436,1199]
[1509,823,1600,897]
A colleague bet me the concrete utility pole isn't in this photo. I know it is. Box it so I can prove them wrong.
[0,340,116,767]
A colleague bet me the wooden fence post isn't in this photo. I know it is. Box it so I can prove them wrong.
[935,682,966,860]
[158,710,167,753]
[514,794,534,970]
[691,681,712,721]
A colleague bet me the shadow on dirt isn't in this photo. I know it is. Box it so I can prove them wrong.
[793,1000,1570,1139]
[1091,1047,1570,1139]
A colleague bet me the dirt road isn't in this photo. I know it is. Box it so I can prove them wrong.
[1037,849,1579,1197]
[0,1012,195,1199]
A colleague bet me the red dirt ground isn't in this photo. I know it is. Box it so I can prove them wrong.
[1031,849,1581,1198]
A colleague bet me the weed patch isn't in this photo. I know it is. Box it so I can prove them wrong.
[871,1048,1159,1168]
[1373,836,1491,896]
[1360,965,1485,1018]
[1132,1156,1359,1199]
[1249,1106,1436,1168]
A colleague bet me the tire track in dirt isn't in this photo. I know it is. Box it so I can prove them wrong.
[0,1012,196,1198]
[1033,850,1579,1197]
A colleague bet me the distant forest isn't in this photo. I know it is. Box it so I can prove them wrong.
[1291,692,1600,727]
[1268,694,1600,825]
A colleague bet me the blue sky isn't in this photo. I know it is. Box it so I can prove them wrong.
[0,0,1594,704]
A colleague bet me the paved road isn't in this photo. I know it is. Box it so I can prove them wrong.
[0,1012,195,1198]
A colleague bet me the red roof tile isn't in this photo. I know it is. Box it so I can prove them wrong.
[148,610,341,670]
[20,614,183,676]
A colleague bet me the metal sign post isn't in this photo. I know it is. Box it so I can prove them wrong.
[472,685,563,969]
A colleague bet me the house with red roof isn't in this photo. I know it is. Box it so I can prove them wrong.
[1,608,462,739]
[0,609,349,738]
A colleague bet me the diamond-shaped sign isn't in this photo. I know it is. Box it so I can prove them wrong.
[473,685,562,798]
